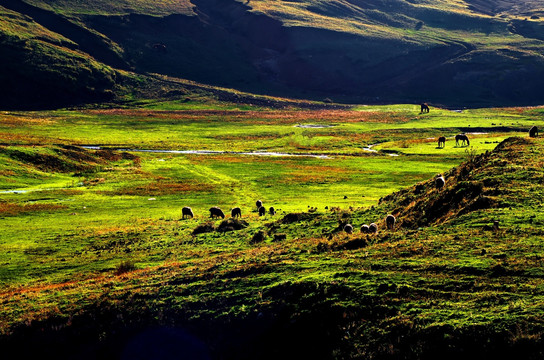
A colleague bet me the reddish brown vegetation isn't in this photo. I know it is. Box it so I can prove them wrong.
[0,202,67,216]
[102,181,215,196]
[282,164,351,184]
[85,109,409,125]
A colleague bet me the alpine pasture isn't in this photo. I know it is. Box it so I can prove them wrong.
[2,102,544,359]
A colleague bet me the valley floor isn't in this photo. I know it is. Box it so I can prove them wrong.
[1,103,544,359]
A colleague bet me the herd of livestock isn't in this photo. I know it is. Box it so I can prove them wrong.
[180,199,404,235]
[181,200,276,221]
[178,106,539,238]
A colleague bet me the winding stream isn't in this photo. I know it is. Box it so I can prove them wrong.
[82,146,333,159]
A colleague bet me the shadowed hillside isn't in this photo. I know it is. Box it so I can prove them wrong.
[1,0,544,108]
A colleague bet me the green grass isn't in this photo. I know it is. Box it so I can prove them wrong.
[2,103,544,358]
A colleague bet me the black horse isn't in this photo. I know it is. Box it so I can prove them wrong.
[455,134,470,147]
[420,103,430,113]
[437,136,446,148]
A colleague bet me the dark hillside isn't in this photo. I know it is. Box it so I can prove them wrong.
[1,0,544,108]
[0,2,120,109]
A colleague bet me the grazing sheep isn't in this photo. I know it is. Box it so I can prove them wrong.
[455,133,470,146]
[209,206,225,219]
[369,223,378,234]
[435,174,445,191]
[420,103,430,113]
[529,126,539,138]
[344,224,353,234]
[269,206,276,215]
[386,214,396,230]
[182,206,194,219]
[250,230,266,244]
[231,207,242,218]
[256,200,263,209]
[361,224,370,234]
[273,233,287,241]
[258,206,266,216]
[438,136,446,148]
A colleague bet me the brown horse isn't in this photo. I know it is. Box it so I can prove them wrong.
[437,136,446,148]
[420,103,430,113]
[455,134,470,147]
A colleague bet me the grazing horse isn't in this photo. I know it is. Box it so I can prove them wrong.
[529,126,539,138]
[437,136,446,148]
[420,103,430,113]
[455,134,470,147]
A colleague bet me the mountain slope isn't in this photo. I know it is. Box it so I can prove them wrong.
[1,0,544,108]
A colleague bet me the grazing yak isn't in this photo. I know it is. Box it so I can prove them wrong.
[231,207,242,218]
[269,207,276,215]
[420,103,430,113]
[530,126,539,138]
[455,134,470,146]
[258,206,266,216]
[361,224,370,234]
[369,223,378,234]
[344,224,353,234]
[438,136,446,148]
[386,214,396,230]
[256,200,263,209]
[182,206,194,219]
[209,207,225,219]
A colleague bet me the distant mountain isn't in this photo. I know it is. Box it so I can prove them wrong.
[1,0,544,108]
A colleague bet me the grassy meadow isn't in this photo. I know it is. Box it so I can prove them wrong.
[2,102,544,358]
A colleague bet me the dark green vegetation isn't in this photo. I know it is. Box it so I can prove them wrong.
[2,104,544,359]
[1,0,544,109]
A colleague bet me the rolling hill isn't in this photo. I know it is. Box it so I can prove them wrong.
[1,0,544,109]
